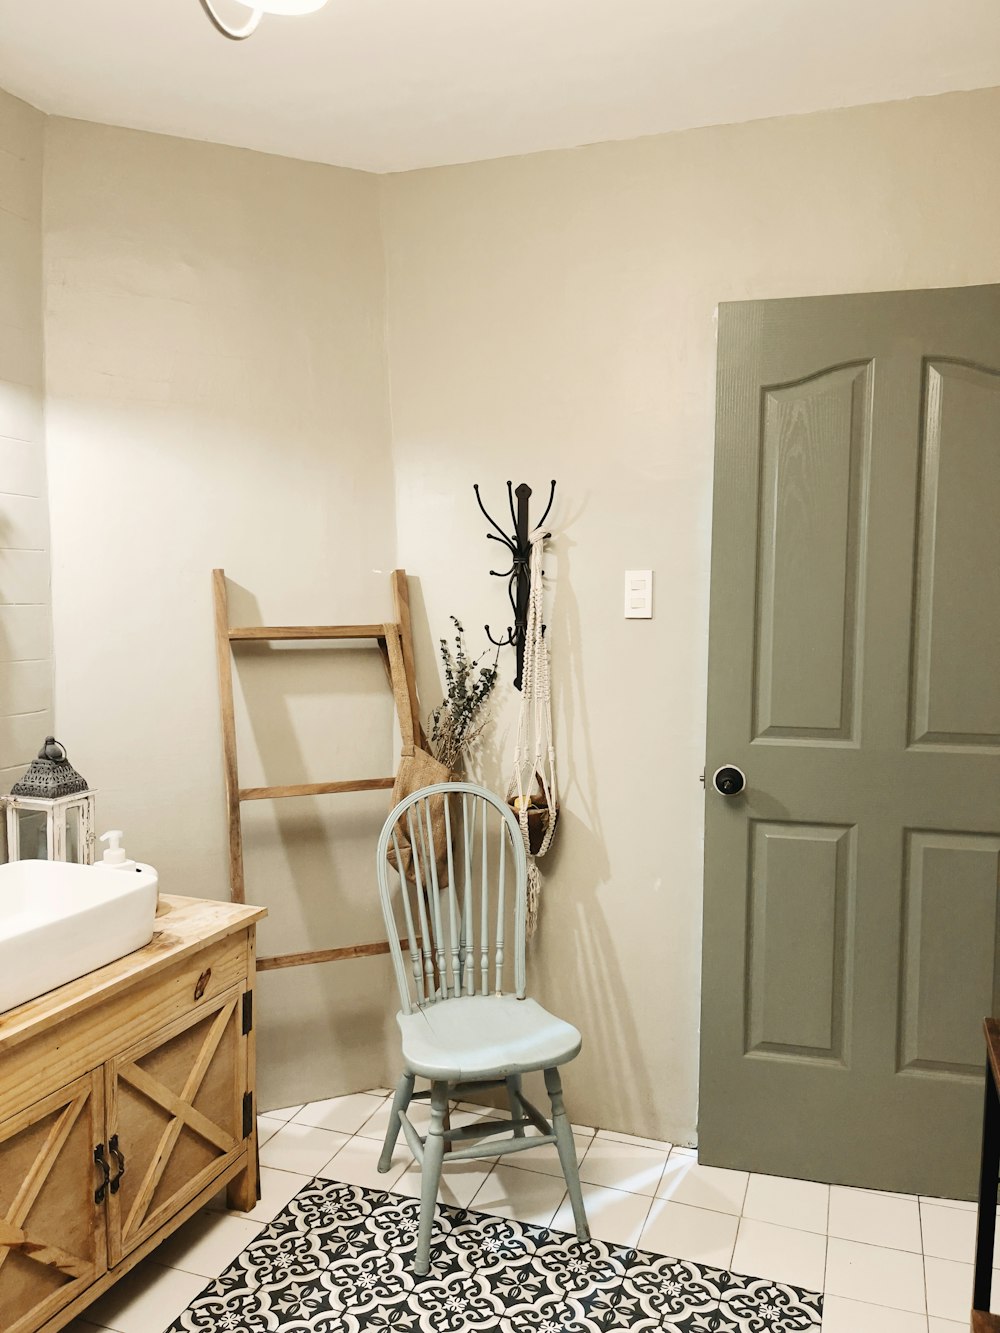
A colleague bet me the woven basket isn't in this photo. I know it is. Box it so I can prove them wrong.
[508,794,559,855]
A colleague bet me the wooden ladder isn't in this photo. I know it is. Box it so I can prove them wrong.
[211,567,421,974]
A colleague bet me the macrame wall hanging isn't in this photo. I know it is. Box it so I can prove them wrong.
[474,481,559,935]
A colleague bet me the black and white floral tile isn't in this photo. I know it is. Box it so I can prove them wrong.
[165,1179,823,1332]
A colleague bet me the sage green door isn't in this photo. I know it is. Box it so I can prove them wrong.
[700,284,1000,1199]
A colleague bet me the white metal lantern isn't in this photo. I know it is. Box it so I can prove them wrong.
[2,738,97,865]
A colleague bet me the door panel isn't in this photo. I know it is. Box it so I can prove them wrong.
[899,831,1000,1076]
[911,360,1000,748]
[702,284,1000,1198]
[0,1072,106,1333]
[746,821,852,1061]
[106,986,246,1263]
[754,363,871,741]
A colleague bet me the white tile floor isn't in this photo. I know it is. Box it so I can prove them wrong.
[67,1087,996,1332]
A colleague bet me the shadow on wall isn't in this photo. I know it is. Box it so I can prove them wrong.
[406,576,454,747]
[526,530,655,1133]
[297,532,655,1128]
[406,520,653,1133]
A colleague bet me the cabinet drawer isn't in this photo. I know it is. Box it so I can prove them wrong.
[0,932,250,1122]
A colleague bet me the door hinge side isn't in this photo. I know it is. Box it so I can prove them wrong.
[243,1091,253,1139]
[242,990,253,1035]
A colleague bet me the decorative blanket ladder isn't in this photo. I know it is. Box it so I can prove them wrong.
[211,567,421,973]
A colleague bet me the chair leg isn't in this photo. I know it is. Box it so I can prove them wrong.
[506,1075,525,1138]
[379,1071,415,1173]
[544,1066,589,1242]
[415,1080,448,1276]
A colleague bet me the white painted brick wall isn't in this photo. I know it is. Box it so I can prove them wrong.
[0,89,52,790]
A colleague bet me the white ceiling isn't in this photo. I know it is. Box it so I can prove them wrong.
[2,0,1000,174]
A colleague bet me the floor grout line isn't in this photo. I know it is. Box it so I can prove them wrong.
[633,1191,655,1249]
[651,1192,749,1220]
[918,1185,931,1322]
[737,1168,750,1216]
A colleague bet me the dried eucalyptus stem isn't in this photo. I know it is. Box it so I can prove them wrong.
[428,618,499,771]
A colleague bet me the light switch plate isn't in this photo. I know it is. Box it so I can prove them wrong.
[624,570,653,618]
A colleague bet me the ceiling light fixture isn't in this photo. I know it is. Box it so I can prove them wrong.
[200,0,329,41]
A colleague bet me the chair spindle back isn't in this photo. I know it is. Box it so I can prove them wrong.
[376,782,528,1014]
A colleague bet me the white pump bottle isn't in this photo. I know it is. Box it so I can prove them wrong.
[99,829,137,871]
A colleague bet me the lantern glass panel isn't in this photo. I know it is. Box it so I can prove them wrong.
[16,809,48,859]
[66,805,81,862]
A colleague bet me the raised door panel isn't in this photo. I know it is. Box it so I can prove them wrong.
[106,986,247,1265]
[0,1071,106,1333]
[899,831,1000,1078]
[910,359,1000,749]
[753,363,871,743]
[745,821,853,1062]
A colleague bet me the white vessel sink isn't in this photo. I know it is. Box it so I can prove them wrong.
[0,860,158,1014]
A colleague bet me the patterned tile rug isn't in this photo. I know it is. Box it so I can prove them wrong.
[166,1178,823,1332]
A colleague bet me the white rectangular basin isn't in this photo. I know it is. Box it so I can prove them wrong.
[0,860,159,1014]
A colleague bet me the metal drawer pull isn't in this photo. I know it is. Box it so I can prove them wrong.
[109,1134,126,1194]
[94,1143,110,1203]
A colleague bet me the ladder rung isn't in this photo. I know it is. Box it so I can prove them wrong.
[228,624,388,641]
[240,778,395,801]
[258,940,402,970]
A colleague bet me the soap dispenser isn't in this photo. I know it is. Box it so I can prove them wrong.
[95,829,159,896]
[99,830,136,870]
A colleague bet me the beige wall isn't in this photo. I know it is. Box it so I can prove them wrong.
[42,118,401,1109]
[379,87,1000,1143]
[0,89,51,789]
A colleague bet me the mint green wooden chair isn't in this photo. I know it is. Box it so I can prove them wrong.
[375,781,589,1274]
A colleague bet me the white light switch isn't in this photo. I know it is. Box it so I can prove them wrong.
[624,570,653,618]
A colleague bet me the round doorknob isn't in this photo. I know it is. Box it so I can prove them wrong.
[712,765,746,796]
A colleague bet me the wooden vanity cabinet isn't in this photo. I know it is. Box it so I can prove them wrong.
[0,895,266,1333]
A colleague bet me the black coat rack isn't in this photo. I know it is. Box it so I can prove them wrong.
[474,479,556,691]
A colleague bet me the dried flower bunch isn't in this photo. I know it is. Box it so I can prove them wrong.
[428,617,499,771]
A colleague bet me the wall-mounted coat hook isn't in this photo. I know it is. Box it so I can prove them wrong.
[473,479,555,690]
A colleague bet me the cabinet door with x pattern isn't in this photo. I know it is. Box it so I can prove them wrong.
[105,985,248,1264]
[0,1071,107,1333]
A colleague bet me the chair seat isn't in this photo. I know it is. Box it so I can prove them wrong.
[397,994,581,1081]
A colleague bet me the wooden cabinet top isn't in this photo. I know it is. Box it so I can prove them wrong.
[0,894,266,1054]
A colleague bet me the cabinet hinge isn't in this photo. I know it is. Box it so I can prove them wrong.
[242,990,253,1036]
[243,1091,253,1139]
